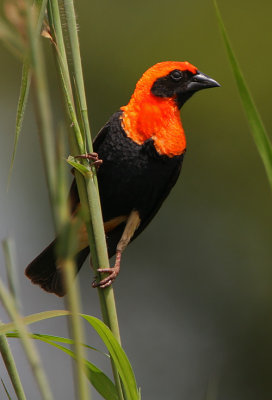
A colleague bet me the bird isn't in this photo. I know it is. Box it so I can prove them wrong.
[25,61,220,296]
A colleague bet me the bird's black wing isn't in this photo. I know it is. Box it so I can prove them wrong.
[106,146,185,257]
[135,155,184,236]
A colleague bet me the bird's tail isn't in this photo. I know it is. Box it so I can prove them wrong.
[25,240,90,297]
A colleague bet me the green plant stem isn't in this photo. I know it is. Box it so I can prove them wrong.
[0,280,53,400]
[0,332,27,400]
[53,1,124,398]
[61,0,122,341]
[1,240,26,399]
[2,239,19,310]
[63,259,91,400]
[26,0,58,226]
[47,0,73,101]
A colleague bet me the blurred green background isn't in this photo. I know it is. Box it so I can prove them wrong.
[1,0,272,399]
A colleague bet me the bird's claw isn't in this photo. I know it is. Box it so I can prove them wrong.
[92,266,120,289]
[75,152,103,169]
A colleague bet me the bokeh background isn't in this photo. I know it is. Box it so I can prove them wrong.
[1,0,272,399]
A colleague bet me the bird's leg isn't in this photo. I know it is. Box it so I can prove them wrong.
[92,251,122,289]
[75,152,103,169]
[93,210,141,289]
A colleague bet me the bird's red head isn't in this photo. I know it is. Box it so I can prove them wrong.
[121,61,219,157]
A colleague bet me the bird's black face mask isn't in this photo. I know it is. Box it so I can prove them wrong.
[151,69,220,109]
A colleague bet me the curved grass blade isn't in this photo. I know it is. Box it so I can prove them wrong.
[0,310,69,335]
[7,332,108,357]
[0,311,139,399]
[82,315,139,400]
[6,331,117,400]
[213,0,272,189]
[36,339,118,400]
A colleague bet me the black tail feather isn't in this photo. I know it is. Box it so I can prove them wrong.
[25,240,90,297]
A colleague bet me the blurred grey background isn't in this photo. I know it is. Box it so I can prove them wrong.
[1,0,272,399]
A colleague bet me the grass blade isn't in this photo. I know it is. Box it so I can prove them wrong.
[1,378,13,400]
[67,156,91,176]
[0,310,69,335]
[213,0,272,189]
[32,338,118,400]
[82,315,139,400]
[6,332,117,400]
[8,61,31,186]
[1,312,139,399]
[7,332,107,356]
[8,0,49,184]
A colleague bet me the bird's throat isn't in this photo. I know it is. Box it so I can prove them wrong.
[121,96,186,157]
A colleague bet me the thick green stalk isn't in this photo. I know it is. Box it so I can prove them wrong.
[61,2,124,398]
[0,280,53,400]
[61,0,122,340]
[47,1,124,397]
[0,332,27,400]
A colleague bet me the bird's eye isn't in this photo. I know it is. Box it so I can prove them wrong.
[170,70,183,81]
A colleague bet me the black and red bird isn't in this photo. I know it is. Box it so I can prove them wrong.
[26,61,219,296]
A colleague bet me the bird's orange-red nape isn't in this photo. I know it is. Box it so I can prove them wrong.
[121,61,197,157]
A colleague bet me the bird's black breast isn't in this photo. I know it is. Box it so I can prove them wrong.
[94,111,184,224]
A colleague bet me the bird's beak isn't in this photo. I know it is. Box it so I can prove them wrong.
[186,71,220,92]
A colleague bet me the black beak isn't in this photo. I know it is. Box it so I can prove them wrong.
[186,71,220,92]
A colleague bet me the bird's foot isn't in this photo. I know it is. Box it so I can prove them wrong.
[75,152,103,169]
[92,251,121,289]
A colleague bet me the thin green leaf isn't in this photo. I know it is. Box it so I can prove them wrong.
[35,339,118,400]
[213,0,272,189]
[8,61,31,186]
[82,315,139,400]
[1,378,13,400]
[0,310,69,335]
[8,0,48,184]
[0,311,139,398]
[67,155,91,176]
[6,332,109,357]
[6,331,117,400]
